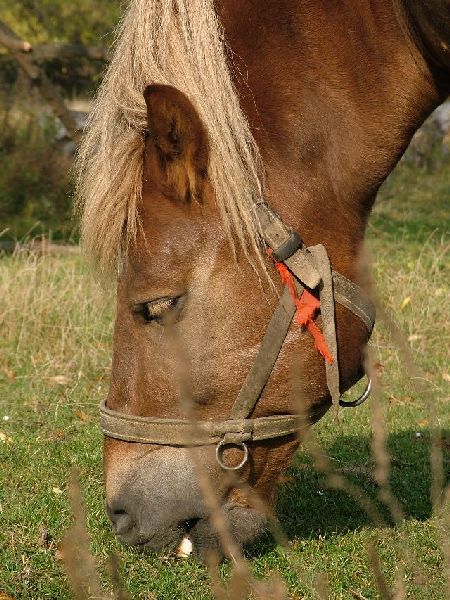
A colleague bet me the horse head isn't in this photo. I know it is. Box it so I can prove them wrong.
[78,0,449,560]
[104,84,331,558]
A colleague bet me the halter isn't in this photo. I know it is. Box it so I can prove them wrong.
[100,204,375,469]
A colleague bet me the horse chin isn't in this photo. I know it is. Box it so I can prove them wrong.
[115,503,267,563]
[116,524,183,554]
[188,504,267,562]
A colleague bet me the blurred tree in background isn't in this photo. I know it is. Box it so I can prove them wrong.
[0,1,120,242]
[2,0,120,91]
[2,0,120,44]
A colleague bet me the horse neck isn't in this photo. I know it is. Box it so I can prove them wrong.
[220,0,446,278]
[397,0,450,79]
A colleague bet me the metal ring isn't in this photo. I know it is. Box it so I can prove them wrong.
[215,440,248,471]
[339,376,372,408]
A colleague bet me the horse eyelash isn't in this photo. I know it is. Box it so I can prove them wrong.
[141,296,182,323]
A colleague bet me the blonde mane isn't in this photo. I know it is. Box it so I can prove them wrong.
[76,0,265,277]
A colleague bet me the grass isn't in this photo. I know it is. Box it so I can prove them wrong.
[0,154,449,599]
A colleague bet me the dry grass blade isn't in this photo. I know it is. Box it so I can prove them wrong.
[369,291,447,584]
[350,591,369,600]
[393,566,406,600]
[166,322,295,600]
[206,550,227,600]
[166,324,253,597]
[297,417,386,527]
[429,411,445,512]
[365,351,404,525]
[109,553,130,600]
[290,351,387,527]
[313,572,330,600]
[252,575,288,600]
[191,449,248,567]
[227,566,251,600]
[367,542,393,600]
[374,301,445,510]
[224,472,289,549]
[62,473,132,600]
[358,252,407,529]
[224,472,316,594]
[439,486,450,597]
[61,471,104,600]
[360,244,445,589]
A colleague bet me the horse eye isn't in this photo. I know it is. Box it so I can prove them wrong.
[141,296,183,324]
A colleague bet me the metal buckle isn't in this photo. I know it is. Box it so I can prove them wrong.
[339,376,372,408]
[215,440,248,470]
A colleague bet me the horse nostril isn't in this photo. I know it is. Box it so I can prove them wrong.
[107,504,134,535]
[179,518,200,533]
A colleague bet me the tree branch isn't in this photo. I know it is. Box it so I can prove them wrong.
[0,20,82,146]
[0,21,32,53]
[31,43,110,62]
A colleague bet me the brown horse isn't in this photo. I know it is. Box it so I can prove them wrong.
[77,0,449,559]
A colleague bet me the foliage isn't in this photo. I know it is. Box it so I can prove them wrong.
[1,0,120,46]
[0,88,75,241]
[0,2,124,242]
[0,1,121,94]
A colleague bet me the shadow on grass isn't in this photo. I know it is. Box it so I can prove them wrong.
[246,429,449,557]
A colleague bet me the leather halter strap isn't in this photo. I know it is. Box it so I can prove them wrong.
[100,403,312,446]
[100,204,375,448]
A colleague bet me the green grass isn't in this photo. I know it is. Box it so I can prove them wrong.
[0,155,449,599]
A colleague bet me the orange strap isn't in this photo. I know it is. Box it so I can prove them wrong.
[269,251,333,364]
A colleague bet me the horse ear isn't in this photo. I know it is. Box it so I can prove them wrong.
[143,84,209,202]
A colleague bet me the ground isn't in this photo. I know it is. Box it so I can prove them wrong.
[0,153,448,599]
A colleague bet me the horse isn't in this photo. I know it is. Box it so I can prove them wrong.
[76,0,449,560]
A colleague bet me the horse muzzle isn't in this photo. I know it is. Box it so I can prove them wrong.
[104,444,266,558]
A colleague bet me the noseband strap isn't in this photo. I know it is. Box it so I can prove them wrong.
[100,402,312,446]
[100,203,375,456]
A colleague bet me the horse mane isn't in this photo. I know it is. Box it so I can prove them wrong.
[75,0,265,277]
[393,0,450,73]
